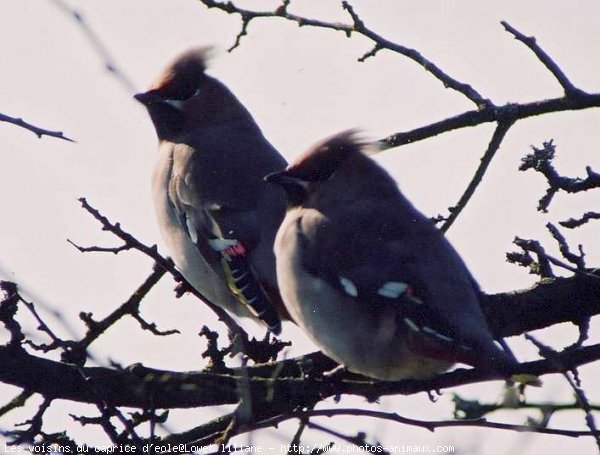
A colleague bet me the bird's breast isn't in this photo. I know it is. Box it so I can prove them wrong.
[274,208,450,380]
[151,142,244,314]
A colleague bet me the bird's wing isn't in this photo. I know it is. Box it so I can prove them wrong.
[297,204,513,371]
[167,143,282,333]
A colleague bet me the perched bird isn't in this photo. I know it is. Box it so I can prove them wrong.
[265,131,519,380]
[135,48,287,334]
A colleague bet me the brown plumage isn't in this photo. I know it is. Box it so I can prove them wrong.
[136,48,288,333]
[266,131,520,379]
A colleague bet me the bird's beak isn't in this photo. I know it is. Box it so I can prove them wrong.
[133,90,161,106]
[265,171,309,206]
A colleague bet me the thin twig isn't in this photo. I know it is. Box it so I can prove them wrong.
[77,265,172,351]
[501,21,583,96]
[8,399,53,445]
[441,120,513,232]
[49,0,137,94]
[452,394,600,420]
[508,235,599,280]
[199,0,490,107]
[308,421,387,454]
[288,409,312,451]
[519,140,600,212]
[0,391,34,419]
[563,371,600,450]
[0,112,74,142]
[20,294,70,354]
[67,239,132,255]
[546,223,586,270]
[525,335,600,448]
[298,408,595,438]
[76,198,245,337]
[560,212,600,229]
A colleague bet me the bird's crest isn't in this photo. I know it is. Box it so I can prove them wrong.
[286,129,367,182]
[147,47,213,101]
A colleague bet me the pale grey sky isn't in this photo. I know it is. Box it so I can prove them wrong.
[1,0,599,453]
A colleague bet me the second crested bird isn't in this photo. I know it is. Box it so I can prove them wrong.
[266,131,520,380]
[135,48,287,334]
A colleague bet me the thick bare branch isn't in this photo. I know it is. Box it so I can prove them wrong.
[484,273,600,337]
[380,94,600,150]
[1,269,599,411]
[2,342,600,411]
[1,268,599,446]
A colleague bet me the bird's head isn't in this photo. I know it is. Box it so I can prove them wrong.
[265,130,366,206]
[135,47,252,140]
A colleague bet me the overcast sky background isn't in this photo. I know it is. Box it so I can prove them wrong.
[1,0,600,453]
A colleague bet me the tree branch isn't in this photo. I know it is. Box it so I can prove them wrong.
[483,272,600,337]
[197,2,600,153]
[2,342,600,411]
[525,334,600,448]
[49,0,137,94]
[441,120,513,232]
[1,269,599,410]
[519,140,600,212]
[284,408,595,438]
[198,0,490,107]
[76,265,175,353]
[501,21,582,96]
[74,198,245,337]
[0,112,74,142]
[379,94,600,150]
[1,267,599,446]
[560,212,600,229]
